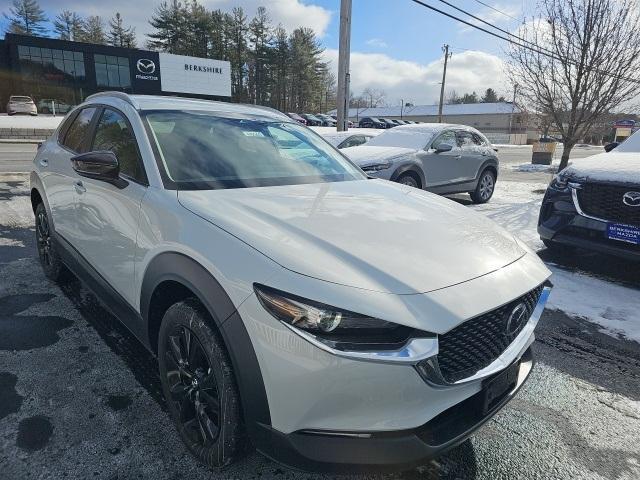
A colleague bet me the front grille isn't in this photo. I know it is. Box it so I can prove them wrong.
[577,183,640,226]
[436,286,543,383]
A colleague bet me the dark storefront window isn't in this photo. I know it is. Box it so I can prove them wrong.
[18,45,85,80]
[94,54,131,89]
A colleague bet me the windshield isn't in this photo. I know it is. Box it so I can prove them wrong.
[145,110,365,190]
[366,128,435,150]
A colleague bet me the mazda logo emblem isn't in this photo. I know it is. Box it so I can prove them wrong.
[622,191,640,207]
[137,58,156,74]
[505,303,528,337]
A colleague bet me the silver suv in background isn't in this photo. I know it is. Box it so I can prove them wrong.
[6,95,38,115]
[342,123,499,204]
[30,93,550,473]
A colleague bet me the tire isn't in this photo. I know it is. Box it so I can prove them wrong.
[158,299,246,469]
[35,203,70,283]
[396,172,421,189]
[470,169,496,204]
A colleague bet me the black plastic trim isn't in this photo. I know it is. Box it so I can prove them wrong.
[139,252,272,431]
[52,231,147,344]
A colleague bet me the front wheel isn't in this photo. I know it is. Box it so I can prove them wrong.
[396,172,421,189]
[470,169,496,204]
[158,299,246,468]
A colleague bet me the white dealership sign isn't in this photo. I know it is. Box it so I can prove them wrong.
[159,52,231,97]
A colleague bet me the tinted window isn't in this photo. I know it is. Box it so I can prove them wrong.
[431,131,457,150]
[63,108,97,153]
[456,131,478,148]
[339,135,366,149]
[145,110,365,189]
[92,109,143,181]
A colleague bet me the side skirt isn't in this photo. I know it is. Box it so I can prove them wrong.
[53,232,150,351]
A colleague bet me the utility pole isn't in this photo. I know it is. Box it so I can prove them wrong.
[336,0,352,131]
[437,44,451,123]
[508,83,518,142]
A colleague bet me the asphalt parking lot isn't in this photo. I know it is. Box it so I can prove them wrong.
[0,148,638,479]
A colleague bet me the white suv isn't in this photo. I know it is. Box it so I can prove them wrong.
[30,93,552,473]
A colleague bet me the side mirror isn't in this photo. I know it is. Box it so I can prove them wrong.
[434,143,453,153]
[71,151,128,188]
[604,142,619,152]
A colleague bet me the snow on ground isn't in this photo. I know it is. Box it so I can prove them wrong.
[0,114,64,130]
[468,180,640,343]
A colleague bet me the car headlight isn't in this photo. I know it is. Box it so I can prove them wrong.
[549,172,571,191]
[254,284,420,350]
[361,161,392,172]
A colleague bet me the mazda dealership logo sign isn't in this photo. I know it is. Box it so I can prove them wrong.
[135,58,159,81]
[137,58,156,74]
[622,191,640,207]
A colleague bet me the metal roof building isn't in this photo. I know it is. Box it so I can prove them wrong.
[328,102,531,144]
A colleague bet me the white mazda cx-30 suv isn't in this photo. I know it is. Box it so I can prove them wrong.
[30,92,551,473]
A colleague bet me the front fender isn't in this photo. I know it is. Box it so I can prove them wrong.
[139,252,272,436]
[390,160,426,188]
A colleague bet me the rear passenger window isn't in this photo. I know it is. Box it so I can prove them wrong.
[456,131,478,148]
[63,107,97,153]
[92,108,144,182]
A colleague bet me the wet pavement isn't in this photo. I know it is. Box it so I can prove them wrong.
[0,174,639,480]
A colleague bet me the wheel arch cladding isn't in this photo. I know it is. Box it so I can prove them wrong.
[481,160,498,180]
[141,252,272,430]
[391,164,425,188]
[30,188,43,213]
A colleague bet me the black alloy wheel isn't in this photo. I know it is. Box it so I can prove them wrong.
[158,299,245,468]
[164,325,222,447]
[35,203,69,282]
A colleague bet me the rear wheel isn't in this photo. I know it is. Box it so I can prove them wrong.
[396,172,421,189]
[470,169,496,204]
[35,203,70,283]
[158,299,246,468]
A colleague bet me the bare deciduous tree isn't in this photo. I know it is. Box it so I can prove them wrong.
[508,0,640,169]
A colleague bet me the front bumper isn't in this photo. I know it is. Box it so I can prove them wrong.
[254,348,534,473]
[538,185,640,260]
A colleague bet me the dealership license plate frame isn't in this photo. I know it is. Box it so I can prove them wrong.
[606,223,640,245]
[481,360,520,415]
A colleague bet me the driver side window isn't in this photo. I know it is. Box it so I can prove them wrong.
[431,131,456,150]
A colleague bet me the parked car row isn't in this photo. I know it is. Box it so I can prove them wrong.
[359,117,420,129]
[286,112,358,128]
[31,92,551,474]
[5,95,75,115]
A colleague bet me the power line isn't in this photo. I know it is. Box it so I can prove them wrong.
[436,0,557,59]
[408,0,640,85]
[470,0,520,21]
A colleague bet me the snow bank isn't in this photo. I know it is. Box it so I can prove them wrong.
[0,114,64,130]
[510,163,558,173]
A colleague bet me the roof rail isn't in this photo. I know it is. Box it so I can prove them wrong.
[85,91,136,107]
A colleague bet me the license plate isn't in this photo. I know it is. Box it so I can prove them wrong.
[481,361,520,415]
[607,223,640,245]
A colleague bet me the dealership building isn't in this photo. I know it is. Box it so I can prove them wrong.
[0,33,231,112]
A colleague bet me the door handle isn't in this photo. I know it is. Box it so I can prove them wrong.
[74,181,86,193]
[39,158,49,167]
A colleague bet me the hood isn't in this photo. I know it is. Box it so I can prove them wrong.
[178,180,525,295]
[341,145,415,166]
[564,151,640,184]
